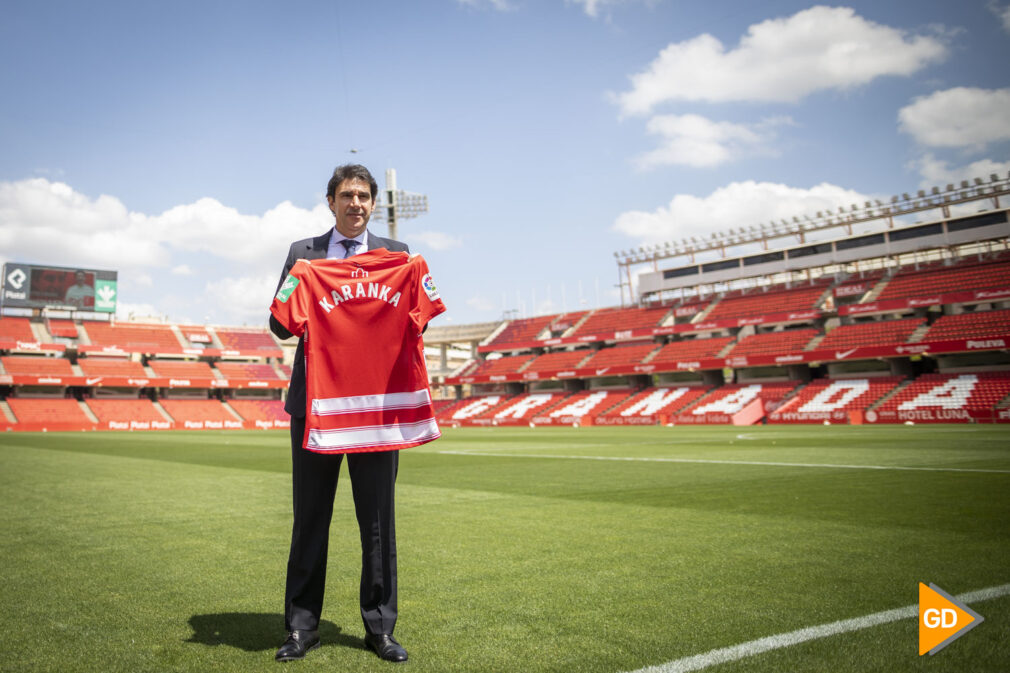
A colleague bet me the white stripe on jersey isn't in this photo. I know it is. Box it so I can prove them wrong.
[306,418,440,451]
[311,388,432,416]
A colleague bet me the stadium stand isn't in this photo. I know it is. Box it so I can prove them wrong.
[677,382,799,423]
[598,385,713,421]
[816,317,925,350]
[571,305,671,336]
[649,336,734,363]
[876,258,1010,301]
[487,392,568,423]
[922,309,1010,341]
[540,389,632,422]
[214,328,279,352]
[466,354,536,378]
[1,355,74,376]
[0,317,36,343]
[159,399,239,425]
[7,397,92,425]
[725,328,819,357]
[437,394,514,422]
[485,315,556,347]
[769,377,904,423]
[523,350,592,373]
[227,398,288,424]
[46,319,78,338]
[148,359,216,378]
[213,362,282,380]
[580,342,659,368]
[873,372,1010,420]
[703,282,828,321]
[85,398,168,426]
[82,322,183,352]
[77,357,148,377]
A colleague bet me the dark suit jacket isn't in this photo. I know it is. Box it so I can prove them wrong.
[269,229,409,417]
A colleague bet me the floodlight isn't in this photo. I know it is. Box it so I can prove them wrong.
[917,190,925,198]
[991,174,999,182]
[902,193,910,200]
[961,180,969,188]
[974,177,983,185]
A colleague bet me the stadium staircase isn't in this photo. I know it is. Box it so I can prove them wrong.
[867,378,916,411]
[28,321,49,343]
[906,322,932,343]
[859,275,891,302]
[0,400,16,423]
[77,400,100,423]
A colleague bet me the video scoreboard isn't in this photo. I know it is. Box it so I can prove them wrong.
[2,262,118,312]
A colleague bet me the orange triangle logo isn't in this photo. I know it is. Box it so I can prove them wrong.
[919,583,984,655]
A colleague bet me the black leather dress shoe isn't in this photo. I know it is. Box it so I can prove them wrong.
[275,629,320,662]
[364,633,408,662]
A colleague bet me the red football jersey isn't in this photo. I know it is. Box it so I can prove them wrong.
[270,249,446,453]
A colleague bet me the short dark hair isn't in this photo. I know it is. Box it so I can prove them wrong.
[326,164,378,201]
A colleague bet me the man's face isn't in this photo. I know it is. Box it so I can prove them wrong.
[327,178,374,239]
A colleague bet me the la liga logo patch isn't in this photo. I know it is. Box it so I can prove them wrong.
[422,273,439,301]
[276,274,299,303]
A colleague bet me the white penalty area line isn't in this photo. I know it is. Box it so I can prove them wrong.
[437,450,1010,474]
[623,582,1010,673]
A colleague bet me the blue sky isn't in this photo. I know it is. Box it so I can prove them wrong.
[1,0,1008,327]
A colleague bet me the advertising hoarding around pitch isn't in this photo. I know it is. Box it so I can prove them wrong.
[2,262,118,312]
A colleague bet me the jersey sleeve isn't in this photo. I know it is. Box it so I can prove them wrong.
[409,255,446,331]
[269,259,311,338]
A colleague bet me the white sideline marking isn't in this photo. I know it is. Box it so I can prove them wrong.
[622,583,1010,673]
[437,450,1010,474]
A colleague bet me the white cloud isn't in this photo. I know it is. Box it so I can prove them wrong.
[0,178,332,275]
[203,273,279,326]
[912,153,1010,189]
[566,0,654,18]
[0,178,167,269]
[635,114,791,168]
[404,230,463,251]
[456,0,514,10]
[614,6,948,115]
[0,177,342,326]
[614,180,871,245]
[898,87,1010,150]
[990,2,1010,32]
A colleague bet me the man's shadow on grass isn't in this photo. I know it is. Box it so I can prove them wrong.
[185,613,366,653]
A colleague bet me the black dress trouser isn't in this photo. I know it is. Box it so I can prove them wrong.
[284,414,399,636]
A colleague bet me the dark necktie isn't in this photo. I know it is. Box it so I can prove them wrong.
[340,239,360,258]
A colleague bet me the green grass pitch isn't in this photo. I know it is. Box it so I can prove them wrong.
[1,425,1008,673]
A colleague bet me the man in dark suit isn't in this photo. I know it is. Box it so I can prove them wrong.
[270,164,409,663]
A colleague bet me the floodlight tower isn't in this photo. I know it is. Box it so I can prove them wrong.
[372,168,429,241]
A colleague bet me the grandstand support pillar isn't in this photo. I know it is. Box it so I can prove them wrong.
[563,378,586,393]
[702,369,725,386]
[889,357,915,378]
[629,374,653,390]
[787,364,812,383]
[454,384,464,400]
[440,343,448,371]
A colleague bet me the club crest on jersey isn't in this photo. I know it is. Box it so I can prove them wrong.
[317,281,401,313]
[422,273,439,301]
[351,266,369,278]
[276,274,299,303]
